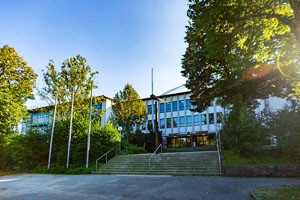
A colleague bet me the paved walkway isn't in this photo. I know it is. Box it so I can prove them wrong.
[0,174,299,199]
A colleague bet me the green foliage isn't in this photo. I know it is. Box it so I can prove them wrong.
[111,83,147,138]
[38,55,99,121]
[221,106,268,156]
[119,140,147,155]
[0,45,37,133]
[267,109,300,163]
[0,119,120,171]
[182,0,299,111]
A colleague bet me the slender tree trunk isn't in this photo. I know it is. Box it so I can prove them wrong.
[66,89,75,169]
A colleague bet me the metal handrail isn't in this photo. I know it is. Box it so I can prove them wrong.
[148,143,162,171]
[215,125,222,174]
[95,145,118,172]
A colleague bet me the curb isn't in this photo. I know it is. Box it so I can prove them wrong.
[249,190,260,200]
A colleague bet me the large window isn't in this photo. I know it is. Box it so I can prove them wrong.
[172,101,178,111]
[209,113,214,124]
[186,99,191,110]
[166,118,171,128]
[147,120,153,131]
[147,105,152,115]
[160,119,165,129]
[173,117,178,128]
[179,116,185,127]
[159,103,165,113]
[187,116,192,126]
[166,103,171,112]
[201,114,207,125]
[93,103,102,110]
[217,112,223,123]
[193,115,200,125]
[179,100,185,110]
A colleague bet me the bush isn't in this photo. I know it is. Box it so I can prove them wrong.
[221,106,268,157]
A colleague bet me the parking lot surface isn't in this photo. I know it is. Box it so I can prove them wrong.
[0,174,299,200]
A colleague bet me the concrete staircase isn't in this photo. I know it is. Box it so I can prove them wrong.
[96,151,221,176]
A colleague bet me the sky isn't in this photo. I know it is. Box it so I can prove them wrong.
[1,0,189,108]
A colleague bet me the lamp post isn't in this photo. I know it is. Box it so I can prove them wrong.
[118,126,123,150]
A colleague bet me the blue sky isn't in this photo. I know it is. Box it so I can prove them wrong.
[1,0,188,108]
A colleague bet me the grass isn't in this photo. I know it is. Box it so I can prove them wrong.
[251,185,300,200]
[222,150,299,166]
[0,170,24,176]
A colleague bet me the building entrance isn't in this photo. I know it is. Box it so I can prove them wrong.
[166,133,215,148]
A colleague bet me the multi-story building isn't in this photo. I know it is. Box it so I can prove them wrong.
[20,96,113,134]
[140,85,224,148]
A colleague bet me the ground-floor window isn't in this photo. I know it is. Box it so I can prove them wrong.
[166,134,215,148]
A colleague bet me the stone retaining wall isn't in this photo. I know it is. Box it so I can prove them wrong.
[224,165,300,177]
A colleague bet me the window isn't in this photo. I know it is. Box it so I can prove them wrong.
[93,103,102,110]
[159,103,165,113]
[186,99,191,110]
[217,112,223,123]
[179,116,185,127]
[193,115,200,125]
[160,119,165,129]
[166,118,171,128]
[173,117,178,128]
[187,116,192,126]
[147,120,153,131]
[166,103,171,112]
[201,114,207,125]
[172,101,178,111]
[179,100,185,110]
[147,105,152,114]
[142,122,146,130]
[209,113,214,124]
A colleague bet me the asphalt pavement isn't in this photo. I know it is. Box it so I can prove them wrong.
[0,174,299,200]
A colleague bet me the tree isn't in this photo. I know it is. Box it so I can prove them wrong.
[221,106,268,156]
[0,45,37,134]
[182,0,300,111]
[267,108,300,162]
[39,55,99,121]
[110,84,147,139]
[39,55,99,168]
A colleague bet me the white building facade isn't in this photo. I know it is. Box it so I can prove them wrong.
[20,96,113,134]
[140,86,224,148]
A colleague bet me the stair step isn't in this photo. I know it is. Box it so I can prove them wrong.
[96,151,221,176]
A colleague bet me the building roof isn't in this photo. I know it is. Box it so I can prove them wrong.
[142,85,191,100]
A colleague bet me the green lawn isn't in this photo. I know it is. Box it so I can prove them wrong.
[252,185,300,200]
[222,150,299,166]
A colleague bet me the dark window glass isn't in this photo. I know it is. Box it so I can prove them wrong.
[217,112,223,123]
[186,99,191,110]
[172,101,178,111]
[187,116,192,126]
[147,120,153,131]
[166,103,171,112]
[194,115,200,125]
[159,103,165,113]
[160,119,165,129]
[179,100,185,110]
[167,118,171,128]
[147,105,152,114]
[179,116,185,127]
[209,113,214,124]
[201,114,207,125]
[173,117,178,128]
[94,103,102,110]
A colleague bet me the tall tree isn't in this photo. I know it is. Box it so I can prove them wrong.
[39,55,99,121]
[0,45,37,133]
[182,0,300,111]
[111,84,146,139]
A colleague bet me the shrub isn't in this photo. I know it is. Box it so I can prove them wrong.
[221,106,268,157]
